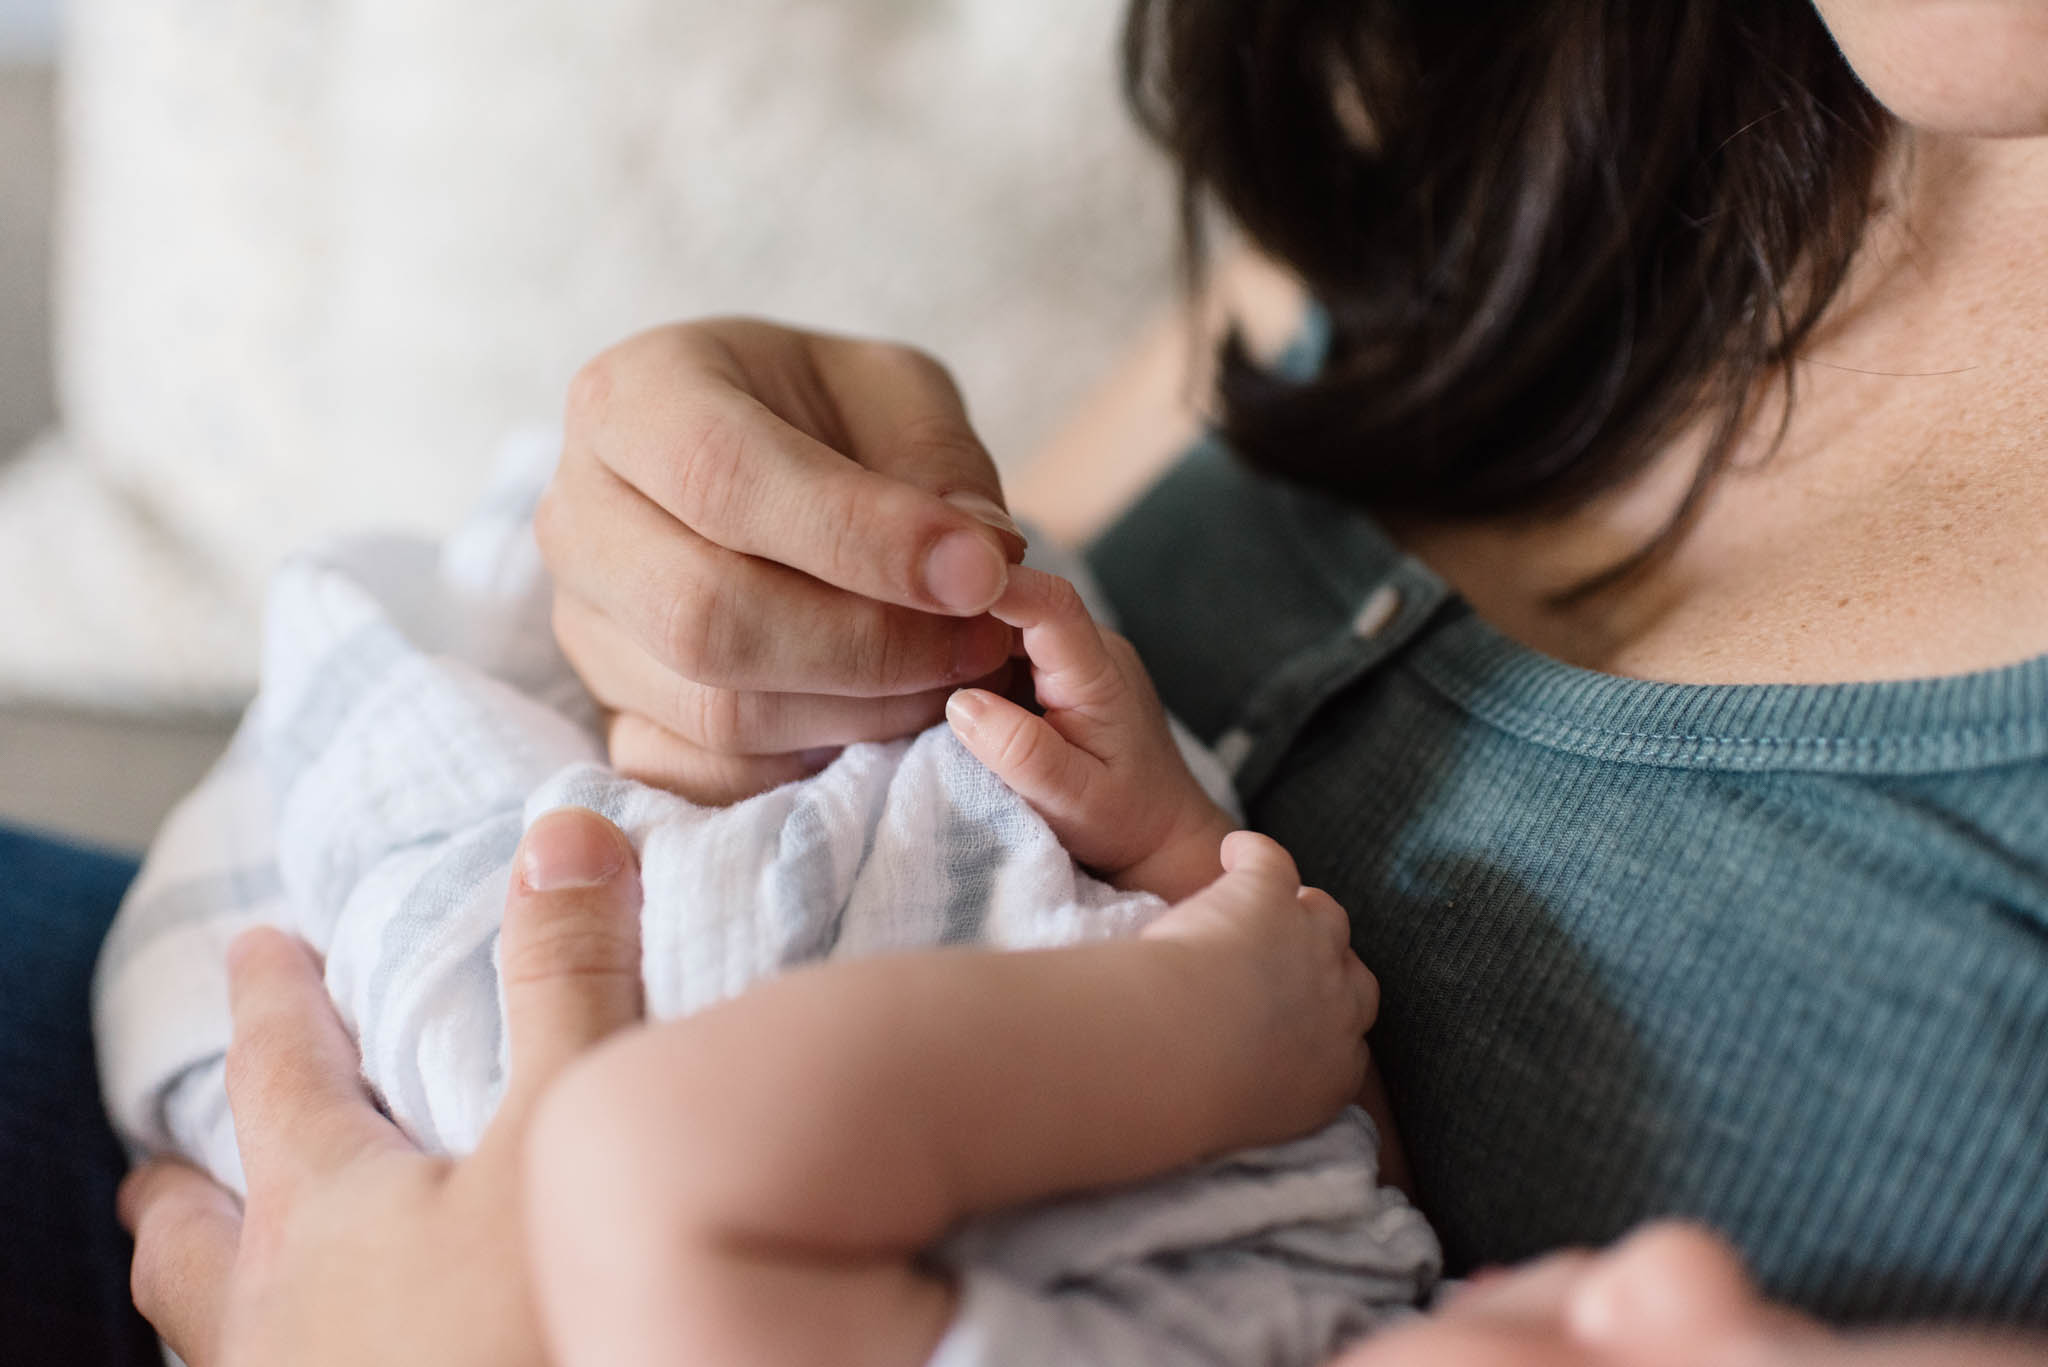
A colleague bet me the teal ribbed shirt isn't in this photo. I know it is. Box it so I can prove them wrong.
[1086,331,2048,1326]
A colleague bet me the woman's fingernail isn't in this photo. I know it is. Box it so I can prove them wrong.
[947,689,991,728]
[924,531,1008,613]
[225,929,260,976]
[942,491,1027,545]
[519,808,631,892]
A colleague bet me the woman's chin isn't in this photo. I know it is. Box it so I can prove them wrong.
[1814,0,2048,136]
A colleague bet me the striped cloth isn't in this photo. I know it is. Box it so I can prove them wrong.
[92,432,1438,1365]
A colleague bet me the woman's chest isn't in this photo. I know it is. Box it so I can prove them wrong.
[1088,443,2048,1323]
[1394,365,2048,688]
[1245,686,2048,1322]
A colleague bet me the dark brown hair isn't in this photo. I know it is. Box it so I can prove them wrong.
[1123,1,1893,582]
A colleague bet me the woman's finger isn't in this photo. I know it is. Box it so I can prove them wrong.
[539,466,1012,695]
[118,1159,243,1367]
[571,324,1016,616]
[223,929,405,1199]
[491,808,647,1132]
[807,334,1022,547]
[554,598,960,753]
[606,711,840,806]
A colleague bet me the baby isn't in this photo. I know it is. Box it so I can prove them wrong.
[525,563,1415,1366]
[95,435,1438,1366]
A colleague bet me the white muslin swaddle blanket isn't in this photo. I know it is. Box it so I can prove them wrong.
[94,433,1440,1366]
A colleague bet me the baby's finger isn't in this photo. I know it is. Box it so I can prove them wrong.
[987,568,1124,713]
[1218,831,1303,889]
[1346,956,1382,1033]
[1298,886,1355,956]
[948,686,1103,825]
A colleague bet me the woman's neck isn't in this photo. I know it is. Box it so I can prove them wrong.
[1391,129,2048,686]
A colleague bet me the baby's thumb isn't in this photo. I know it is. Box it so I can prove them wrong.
[1218,830,1302,888]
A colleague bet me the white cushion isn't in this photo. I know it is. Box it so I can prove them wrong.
[2,0,1173,707]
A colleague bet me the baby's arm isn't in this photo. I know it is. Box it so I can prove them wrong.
[945,566,1237,903]
[526,834,1376,1367]
[954,568,1414,1194]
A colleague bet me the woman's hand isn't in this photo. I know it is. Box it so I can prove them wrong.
[1336,1222,2048,1367]
[117,807,646,1367]
[539,319,1029,805]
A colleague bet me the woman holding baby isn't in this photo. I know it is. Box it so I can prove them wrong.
[74,0,2048,1362]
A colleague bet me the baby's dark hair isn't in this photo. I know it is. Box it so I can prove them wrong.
[1123,1,1893,589]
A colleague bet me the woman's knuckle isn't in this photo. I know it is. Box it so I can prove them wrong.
[815,495,874,590]
[548,598,602,687]
[669,399,754,534]
[684,683,750,753]
[886,340,948,381]
[565,354,616,426]
[531,483,568,562]
[658,574,737,681]
[897,406,975,456]
[504,917,638,989]
[846,606,916,694]
[606,713,666,780]
[128,1242,169,1324]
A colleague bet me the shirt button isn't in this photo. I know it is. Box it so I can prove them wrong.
[1351,584,1403,640]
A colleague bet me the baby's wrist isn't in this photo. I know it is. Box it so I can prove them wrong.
[1111,801,1237,904]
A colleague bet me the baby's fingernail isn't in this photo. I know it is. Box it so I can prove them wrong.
[947,689,991,727]
[925,531,1008,614]
[797,747,841,774]
[519,808,631,892]
[942,491,1027,546]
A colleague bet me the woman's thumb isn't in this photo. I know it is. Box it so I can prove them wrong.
[496,807,645,1122]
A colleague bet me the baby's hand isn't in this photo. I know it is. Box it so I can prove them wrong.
[945,567,1235,902]
[1145,831,1377,1149]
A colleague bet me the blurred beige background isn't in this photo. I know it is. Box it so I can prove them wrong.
[0,3,1179,853]
[1,54,230,852]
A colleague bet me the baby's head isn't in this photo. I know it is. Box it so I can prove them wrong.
[1337,1223,2040,1367]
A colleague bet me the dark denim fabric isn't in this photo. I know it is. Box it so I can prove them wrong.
[0,826,162,1365]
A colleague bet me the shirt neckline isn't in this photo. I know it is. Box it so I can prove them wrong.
[1264,306,2048,774]
[1262,465,2048,775]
